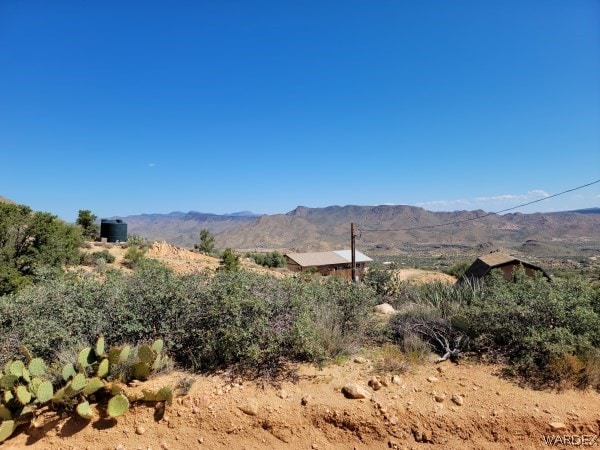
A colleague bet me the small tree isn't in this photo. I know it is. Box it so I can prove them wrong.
[76,209,99,241]
[196,229,215,254]
[219,248,240,271]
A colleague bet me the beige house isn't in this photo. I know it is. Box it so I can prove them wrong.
[285,250,373,280]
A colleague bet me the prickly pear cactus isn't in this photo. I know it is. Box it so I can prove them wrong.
[107,394,129,418]
[28,358,46,377]
[35,380,54,403]
[15,385,32,405]
[82,377,104,396]
[95,336,105,357]
[0,420,16,443]
[76,401,95,420]
[62,363,76,381]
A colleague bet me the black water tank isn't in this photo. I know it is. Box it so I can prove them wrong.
[100,219,128,243]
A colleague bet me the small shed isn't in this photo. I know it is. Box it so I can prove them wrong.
[459,251,550,283]
[285,250,373,281]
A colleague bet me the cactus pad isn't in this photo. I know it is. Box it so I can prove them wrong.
[77,347,94,368]
[71,373,86,391]
[4,390,14,403]
[62,363,76,381]
[151,339,164,353]
[95,336,105,357]
[15,385,32,405]
[119,345,131,364]
[0,420,16,443]
[0,405,12,421]
[8,360,24,377]
[36,380,54,403]
[82,377,104,396]
[137,345,155,364]
[132,362,150,380]
[52,386,66,402]
[108,348,121,365]
[28,358,46,377]
[107,394,129,418]
[97,358,109,378]
[1,375,18,389]
[76,401,95,420]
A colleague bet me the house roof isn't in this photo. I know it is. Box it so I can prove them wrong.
[285,250,373,267]
[478,252,519,267]
[461,251,550,281]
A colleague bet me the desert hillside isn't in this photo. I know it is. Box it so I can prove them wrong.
[119,206,600,270]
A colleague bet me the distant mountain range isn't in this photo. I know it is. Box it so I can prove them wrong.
[115,211,259,247]
[119,205,600,253]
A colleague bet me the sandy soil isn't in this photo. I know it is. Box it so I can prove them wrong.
[4,357,599,450]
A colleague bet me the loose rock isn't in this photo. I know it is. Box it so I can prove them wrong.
[342,383,370,399]
[135,426,146,435]
[373,303,396,314]
[549,422,567,432]
[239,399,259,416]
[368,377,383,391]
[427,376,439,383]
[434,394,446,403]
[451,394,464,406]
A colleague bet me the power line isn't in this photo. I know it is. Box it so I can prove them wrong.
[358,178,600,233]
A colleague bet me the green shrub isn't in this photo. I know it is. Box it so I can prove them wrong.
[458,269,600,388]
[219,248,240,271]
[247,251,286,268]
[80,249,116,266]
[123,244,146,268]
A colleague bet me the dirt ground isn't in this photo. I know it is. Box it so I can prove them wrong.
[4,356,599,450]
[17,242,595,449]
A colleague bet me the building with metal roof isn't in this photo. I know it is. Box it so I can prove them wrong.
[459,251,551,284]
[285,250,373,280]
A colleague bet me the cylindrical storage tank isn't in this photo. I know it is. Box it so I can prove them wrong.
[100,219,128,243]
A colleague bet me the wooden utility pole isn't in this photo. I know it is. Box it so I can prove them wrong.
[351,222,357,282]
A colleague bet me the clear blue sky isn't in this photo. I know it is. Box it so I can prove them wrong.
[1,1,599,222]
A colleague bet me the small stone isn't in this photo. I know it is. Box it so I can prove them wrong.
[549,422,567,432]
[451,394,464,406]
[543,409,552,414]
[238,399,259,416]
[135,426,146,435]
[391,375,402,385]
[353,356,367,364]
[368,377,383,391]
[115,445,125,450]
[373,303,396,314]
[198,436,204,444]
[161,443,169,450]
[342,383,370,399]
[277,389,290,399]
[427,376,439,383]
[301,395,312,406]
[436,366,446,374]
[434,394,446,403]
[192,406,201,414]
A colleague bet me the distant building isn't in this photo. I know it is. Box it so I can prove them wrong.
[285,250,373,281]
[459,251,551,283]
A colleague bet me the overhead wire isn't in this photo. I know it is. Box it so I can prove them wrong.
[357,178,600,233]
